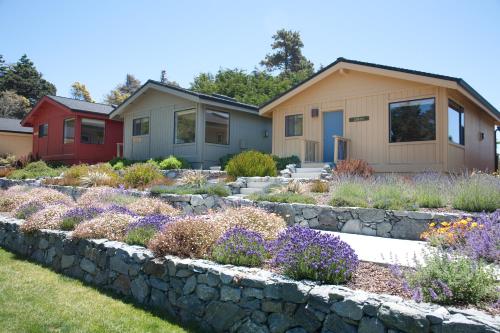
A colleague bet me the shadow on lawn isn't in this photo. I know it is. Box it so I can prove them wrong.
[7,250,202,333]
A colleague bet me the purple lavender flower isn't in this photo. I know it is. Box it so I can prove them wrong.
[127,214,173,233]
[461,211,500,263]
[428,288,438,300]
[436,280,453,298]
[61,206,104,231]
[212,227,267,267]
[412,287,423,303]
[106,204,137,216]
[268,226,358,284]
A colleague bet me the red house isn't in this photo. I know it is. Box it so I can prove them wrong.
[21,96,123,164]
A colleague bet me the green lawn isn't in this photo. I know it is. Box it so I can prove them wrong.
[0,248,192,333]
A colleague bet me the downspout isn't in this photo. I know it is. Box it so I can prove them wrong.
[495,126,499,171]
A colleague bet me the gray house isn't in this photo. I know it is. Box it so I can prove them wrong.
[110,80,272,168]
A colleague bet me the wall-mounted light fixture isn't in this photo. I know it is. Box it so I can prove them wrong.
[311,108,319,118]
[264,130,269,138]
[479,132,485,141]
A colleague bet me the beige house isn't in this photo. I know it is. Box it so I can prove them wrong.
[260,58,500,172]
[0,118,32,158]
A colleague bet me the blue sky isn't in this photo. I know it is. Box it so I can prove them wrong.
[1,0,499,108]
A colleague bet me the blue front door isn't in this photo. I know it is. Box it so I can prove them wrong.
[323,111,343,162]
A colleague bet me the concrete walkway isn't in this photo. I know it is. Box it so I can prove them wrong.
[320,231,430,267]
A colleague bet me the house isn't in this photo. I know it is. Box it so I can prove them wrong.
[21,96,123,164]
[260,58,500,173]
[109,80,272,168]
[0,118,32,157]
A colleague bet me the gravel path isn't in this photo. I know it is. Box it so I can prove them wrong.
[320,231,430,267]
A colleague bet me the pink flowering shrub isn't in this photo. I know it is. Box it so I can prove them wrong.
[211,206,286,240]
[26,187,73,206]
[0,186,32,212]
[72,212,136,241]
[127,197,181,216]
[20,204,72,233]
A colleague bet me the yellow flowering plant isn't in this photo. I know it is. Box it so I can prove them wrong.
[420,217,480,247]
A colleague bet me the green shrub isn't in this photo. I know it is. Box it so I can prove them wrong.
[272,155,301,170]
[123,163,163,189]
[372,184,416,210]
[249,192,316,204]
[150,183,231,197]
[125,227,157,247]
[404,251,498,305]
[329,183,368,207]
[109,157,134,168]
[7,161,64,180]
[225,151,277,177]
[204,183,231,197]
[415,184,444,208]
[112,161,125,170]
[174,156,190,169]
[157,156,182,170]
[452,176,500,212]
[219,154,235,170]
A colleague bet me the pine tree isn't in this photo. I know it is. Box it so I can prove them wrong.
[105,74,141,105]
[70,82,94,102]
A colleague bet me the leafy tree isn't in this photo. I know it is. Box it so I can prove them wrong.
[1,54,56,105]
[105,74,141,105]
[0,90,31,119]
[70,82,94,102]
[260,29,314,76]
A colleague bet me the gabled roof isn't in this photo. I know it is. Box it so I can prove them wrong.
[47,95,115,115]
[259,57,500,121]
[0,118,33,134]
[110,80,258,119]
[21,96,116,127]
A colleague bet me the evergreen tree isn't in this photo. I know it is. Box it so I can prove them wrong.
[1,54,56,105]
[260,29,314,76]
[70,82,94,102]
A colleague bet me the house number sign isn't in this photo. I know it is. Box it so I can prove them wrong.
[349,116,369,122]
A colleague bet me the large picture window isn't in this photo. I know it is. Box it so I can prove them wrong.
[389,98,436,143]
[39,123,48,137]
[448,100,464,145]
[63,118,75,144]
[175,109,196,144]
[132,117,149,136]
[81,118,105,144]
[285,114,303,137]
[205,110,229,145]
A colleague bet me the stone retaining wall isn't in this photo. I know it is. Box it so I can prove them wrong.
[0,216,497,333]
[0,178,469,241]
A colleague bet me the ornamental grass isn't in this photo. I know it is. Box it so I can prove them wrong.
[72,212,137,241]
[20,204,72,233]
[126,197,181,216]
[148,215,225,258]
[269,226,359,284]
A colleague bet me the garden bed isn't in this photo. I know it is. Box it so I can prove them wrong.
[0,216,497,333]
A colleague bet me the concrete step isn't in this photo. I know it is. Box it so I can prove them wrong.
[240,187,264,195]
[295,168,323,173]
[302,163,329,168]
[291,173,321,179]
[246,181,273,189]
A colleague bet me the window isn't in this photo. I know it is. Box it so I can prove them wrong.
[132,117,149,136]
[63,118,75,144]
[285,114,303,137]
[175,109,196,144]
[81,118,105,144]
[39,124,48,137]
[448,100,465,145]
[389,98,436,143]
[205,110,229,144]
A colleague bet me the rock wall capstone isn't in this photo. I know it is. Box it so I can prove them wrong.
[0,215,497,333]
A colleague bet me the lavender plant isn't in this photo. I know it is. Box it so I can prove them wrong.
[212,227,267,267]
[14,201,44,220]
[269,226,358,284]
[61,207,104,231]
[461,211,500,263]
[391,250,498,305]
[125,214,173,247]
